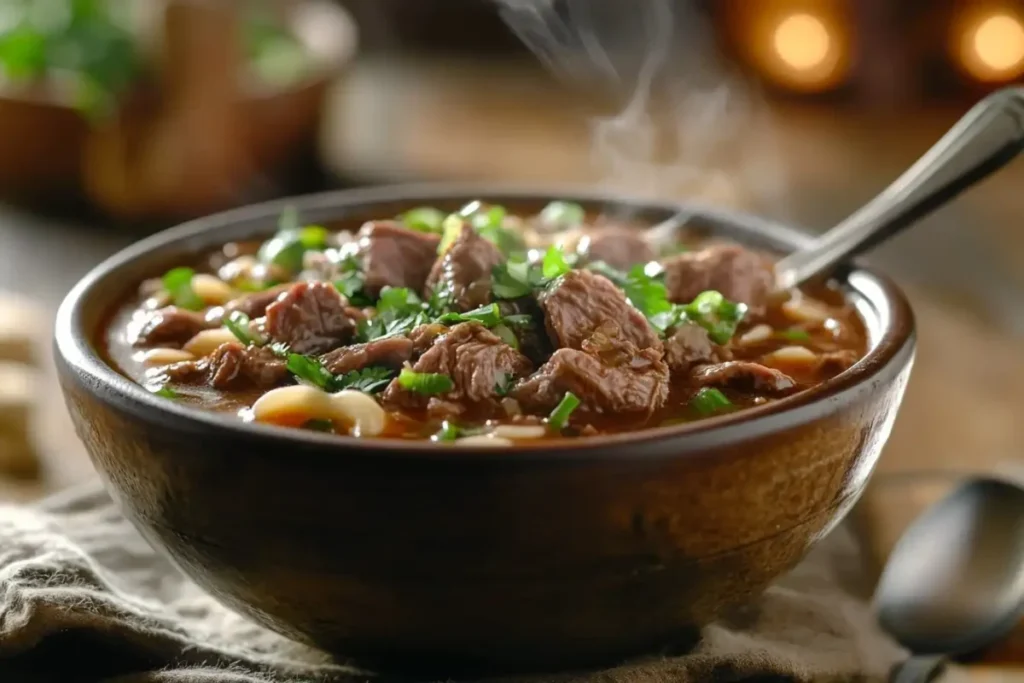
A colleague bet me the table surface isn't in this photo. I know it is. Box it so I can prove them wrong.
[3,56,1024,675]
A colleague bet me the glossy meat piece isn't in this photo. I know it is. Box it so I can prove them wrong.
[383,322,533,410]
[579,226,655,270]
[408,323,447,354]
[538,270,661,352]
[162,342,288,390]
[220,284,290,320]
[661,244,775,316]
[320,336,414,375]
[132,306,211,347]
[663,323,730,375]
[265,282,356,355]
[514,330,669,415]
[356,221,441,297]
[427,225,503,311]
[691,361,796,394]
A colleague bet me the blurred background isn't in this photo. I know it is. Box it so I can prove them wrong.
[1,0,1024,663]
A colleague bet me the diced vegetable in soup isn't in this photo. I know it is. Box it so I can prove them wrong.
[103,201,868,443]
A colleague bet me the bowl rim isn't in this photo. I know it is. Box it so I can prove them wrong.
[54,183,917,461]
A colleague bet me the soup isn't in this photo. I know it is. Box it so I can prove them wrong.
[103,201,867,445]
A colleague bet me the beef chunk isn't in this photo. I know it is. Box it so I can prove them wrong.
[662,244,775,316]
[320,336,414,375]
[691,361,796,395]
[356,221,441,296]
[539,270,660,352]
[383,322,533,409]
[514,330,669,415]
[162,342,288,390]
[579,226,655,270]
[664,323,731,375]
[817,350,859,374]
[132,306,211,347]
[408,323,447,354]
[221,284,290,320]
[427,225,504,311]
[265,282,356,354]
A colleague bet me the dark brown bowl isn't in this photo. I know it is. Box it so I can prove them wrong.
[53,185,916,676]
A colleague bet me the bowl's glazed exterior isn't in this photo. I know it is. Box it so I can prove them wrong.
[54,186,915,675]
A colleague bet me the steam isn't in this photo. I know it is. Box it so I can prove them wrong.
[496,0,789,218]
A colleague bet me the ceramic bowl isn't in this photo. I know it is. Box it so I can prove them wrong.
[54,185,916,675]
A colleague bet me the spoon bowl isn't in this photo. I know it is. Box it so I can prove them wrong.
[876,478,1024,679]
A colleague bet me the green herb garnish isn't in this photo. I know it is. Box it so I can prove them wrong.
[257,207,329,273]
[542,245,574,280]
[492,324,519,350]
[684,291,748,345]
[401,207,446,233]
[437,303,504,327]
[152,385,179,399]
[491,258,535,300]
[161,267,204,311]
[778,328,811,342]
[547,392,581,431]
[432,420,461,442]
[689,388,733,416]
[268,342,291,358]
[333,367,396,394]
[224,311,261,346]
[286,353,336,390]
[538,201,585,228]
[397,368,454,395]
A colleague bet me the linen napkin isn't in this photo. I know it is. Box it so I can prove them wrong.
[0,481,905,683]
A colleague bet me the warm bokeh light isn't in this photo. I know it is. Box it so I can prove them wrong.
[773,13,831,71]
[955,9,1024,82]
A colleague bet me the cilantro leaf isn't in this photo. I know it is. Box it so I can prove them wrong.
[333,366,396,394]
[401,207,446,233]
[161,267,204,311]
[541,245,574,279]
[257,206,329,273]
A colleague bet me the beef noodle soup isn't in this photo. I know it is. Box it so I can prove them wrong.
[103,201,867,445]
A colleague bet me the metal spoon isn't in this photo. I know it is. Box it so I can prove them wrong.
[645,86,1024,289]
[875,477,1024,683]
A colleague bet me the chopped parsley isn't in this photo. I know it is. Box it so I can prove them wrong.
[223,311,262,346]
[152,385,179,399]
[257,206,329,273]
[491,247,573,300]
[161,267,204,311]
[547,392,581,431]
[683,291,748,345]
[437,201,525,256]
[397,368,454,395]
[437,303,504,327]
[401,207,446,233]
[690,388,733,416]
[542,245,574,279]
[358,287,431,341]
[538,201,585,228]
[285,352,394,394]
[778,328,811,342]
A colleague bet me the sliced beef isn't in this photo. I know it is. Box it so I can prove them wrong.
[162,342,288,390]
[514,330,669,415]
[579,226,655,270]
[661,244,775,316]
[427,224,504,311]
[221,284,290,320]
[382,322,533,410]
[132,307,211,347]
[408,323,448,354]
[265,281,356,355]
[691,361,796,395]
[538,270,660,352]
[664,323,731,375]
[320,336,414,375]
[356,221,441,297]
[497,298,551,365]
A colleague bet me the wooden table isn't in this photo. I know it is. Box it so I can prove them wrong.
[4,55,1024,675]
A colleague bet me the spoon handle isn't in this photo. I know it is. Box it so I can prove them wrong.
[889,656,947,683]
[774,87,1024,289]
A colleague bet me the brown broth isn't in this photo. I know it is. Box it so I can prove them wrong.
[101,213,868,443]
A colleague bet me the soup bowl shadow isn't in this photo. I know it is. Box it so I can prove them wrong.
[54,185,915,676]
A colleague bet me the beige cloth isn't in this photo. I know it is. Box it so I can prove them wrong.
[0,482,905,683]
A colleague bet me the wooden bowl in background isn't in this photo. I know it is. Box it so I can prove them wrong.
[0,0,357,223]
